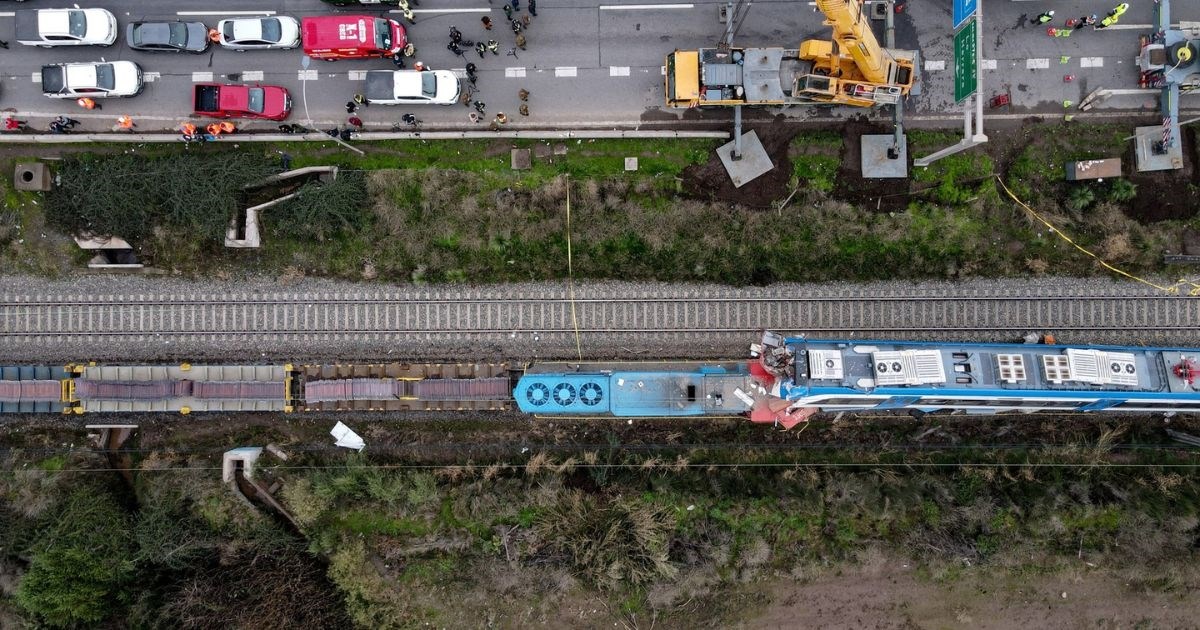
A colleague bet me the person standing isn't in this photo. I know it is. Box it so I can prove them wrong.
[77,97,100,110]
[346,100,358,114]
[481,16,493,30]
[503,3,513,20]
[0,40,9,49]
[348,116,363,128]
[1032,10,1054,24]
[529,0,537,17]
[465,62,478,86]
[519,104,529,116]
[516,33,526,50]
[518,88,530,101]
[510,0,520,12]
[115,115,136,131]
[1074,15,1088,29]
[353,93,369,107]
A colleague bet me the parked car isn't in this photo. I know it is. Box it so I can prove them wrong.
[127,21,210,53]
[15,8,118,47]
[193,83,292,120]
[216,16,300,51]
[363,70,459,106]
[41,61,144,98]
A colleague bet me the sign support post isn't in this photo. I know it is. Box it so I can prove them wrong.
[914,0,988,167]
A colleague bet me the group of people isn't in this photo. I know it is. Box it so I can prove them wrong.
[1033,3,1129,30]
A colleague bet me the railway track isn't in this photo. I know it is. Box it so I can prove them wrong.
[2,287,1198,344]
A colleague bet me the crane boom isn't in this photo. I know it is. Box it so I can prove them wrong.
[814,0,890,85]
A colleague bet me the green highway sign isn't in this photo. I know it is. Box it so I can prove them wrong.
[954,18,978,104]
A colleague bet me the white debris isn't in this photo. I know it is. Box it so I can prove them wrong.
[330,421,365,451]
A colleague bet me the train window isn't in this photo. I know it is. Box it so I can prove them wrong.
[815,398,880,405]
[687,385,696,402]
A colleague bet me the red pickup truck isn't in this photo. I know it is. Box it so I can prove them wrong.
[193,83,292,120]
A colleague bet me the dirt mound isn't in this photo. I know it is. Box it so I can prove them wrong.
[679,122,797,208]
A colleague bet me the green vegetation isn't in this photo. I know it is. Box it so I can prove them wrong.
[3,121,1196,282]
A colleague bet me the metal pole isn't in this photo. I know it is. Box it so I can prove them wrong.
[732,105,743,160]
[972,0,987,142]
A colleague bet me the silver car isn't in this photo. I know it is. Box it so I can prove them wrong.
[216,16,300,51]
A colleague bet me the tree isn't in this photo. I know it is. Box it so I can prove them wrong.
[14,486,134,627]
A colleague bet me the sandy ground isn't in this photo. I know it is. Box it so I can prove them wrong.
[745,562,1198,630]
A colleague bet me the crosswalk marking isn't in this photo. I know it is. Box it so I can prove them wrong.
[610,66,631,76]
[192,71,214,82]
[555,66,577,77]
[298,70,318,81]
[1026,58,1050,69]
[1080,57,1104,67]
[924,60,945,71]
[242,71,264,81]
[505,67,526,78]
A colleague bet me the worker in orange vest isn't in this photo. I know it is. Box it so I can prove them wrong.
[180,122,197,136]
[76,97,100,110]
[218,121,235,134]
[116,115,135,130]
[206,123,222,136]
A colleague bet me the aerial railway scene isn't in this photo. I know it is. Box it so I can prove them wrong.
[1,0,1200,626]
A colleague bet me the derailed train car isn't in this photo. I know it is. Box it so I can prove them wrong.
[4,332,1200,425]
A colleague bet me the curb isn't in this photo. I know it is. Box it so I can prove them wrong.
[0,130,731,143]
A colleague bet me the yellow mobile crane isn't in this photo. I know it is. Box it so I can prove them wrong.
[665,0,915,108]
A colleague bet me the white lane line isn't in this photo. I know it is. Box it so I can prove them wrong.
[243,70,264,81]
[661,65,666,75]
[1102,23,1151,30]
[981,59,997,70]
[924,60,945,71]
[393,8,491,13]
[555,66,577,77]
[610,66,630,76]
[348,70,368,81]
[144,72,161,82]
[505,67,526,78]
[1026,58,1049,69]
[299,70,318,81]
[0,12,15,17]
[192,71,214,82]
[178,11,275,16]
[1080,57,1104,68]
[599,3,694,9]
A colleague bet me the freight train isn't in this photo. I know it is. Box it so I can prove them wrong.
[3,332,1200,427]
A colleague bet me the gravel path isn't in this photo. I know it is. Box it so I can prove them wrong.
[1,275,1197,363]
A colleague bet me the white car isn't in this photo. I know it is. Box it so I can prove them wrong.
[15,8,118,47]
[363,70,461,106]
[41,61,144,98]
[216,16,300,51]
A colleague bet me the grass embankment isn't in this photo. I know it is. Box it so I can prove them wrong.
[4,425,1198,628]
[4,122,1198,283]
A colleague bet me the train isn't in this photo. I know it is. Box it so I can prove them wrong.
[3,332,1200,427]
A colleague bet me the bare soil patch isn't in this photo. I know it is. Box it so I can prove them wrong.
[832,118,910,212]
[679,123,797,208]
[746,562,1200,630]
[1125,127,1200,223]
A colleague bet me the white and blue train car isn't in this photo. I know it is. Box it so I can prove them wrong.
[514,362,758,417]
[752,332,1200,427]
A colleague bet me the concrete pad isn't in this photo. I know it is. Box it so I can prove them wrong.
[717,130,773,188]
[624,157,638,171]
[1134,126,1184,172]
[533,143,552,158]
[511,148,532,170]
[553,143,568,156]
[861,135,908,179]
[14,163,51,191]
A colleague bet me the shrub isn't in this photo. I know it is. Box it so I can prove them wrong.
[535,492,678,590]
[1065,185,1096,212]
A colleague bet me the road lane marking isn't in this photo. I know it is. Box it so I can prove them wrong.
[1026,58,1049,69]
[299,70,318,81]
[555,66,577,77]
[981,59,997,70]
[242,71,264,81]
[1080,57,1104,68]
[31,72,40,83]
[610,66,630,76]
[599,3,694,9]
[394,8,492,13]
[924,60,945,71]
[192,71,214,82]
[0,12,15,17]
[505,67,526,78]
[177,11,275,16]
[348,70,368,80]
[144,72,161,82]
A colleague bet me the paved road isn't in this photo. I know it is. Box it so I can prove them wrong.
[0,0,1195,131]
